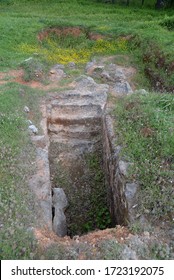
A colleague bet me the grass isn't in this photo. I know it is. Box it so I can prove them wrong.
[114,92,174,222]
[0,2,173,60]
[0,0,174,259]
[0,0,173,89]
[0,83,46,259]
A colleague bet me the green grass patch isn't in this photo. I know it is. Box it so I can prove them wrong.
[0,0,174,259]
[0,0,173,90]
[114,92,174,221]
[0,83,46,259]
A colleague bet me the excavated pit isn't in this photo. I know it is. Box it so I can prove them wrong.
[32,76,130,237]
[47,78,112,237]
[47,77,129,237]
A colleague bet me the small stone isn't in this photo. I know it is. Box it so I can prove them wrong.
[114,145,122,157]
[143,231,150,238]
[91,66,105,77]
[50,70,56,74]
[135,213,141,218]
[132,204,138,209]
[121,245,137,260]
[24,57,33,62]
[19,88,25,96]
[113,81,133,95]
[51,64,65,70]
[29,253,35,259]
[24,106,30,113]
[26,226,34,233]
[49,69,66,81]
[114,69,126,80]
[29,124,38,134]
[85,60,96,73]
[27,120,32,125]
[101,70,113,81]
[135,89,148,95]
[118,160,130,176]
[68,62,76,68]
[125,183,138,200]
[74,236,80,243]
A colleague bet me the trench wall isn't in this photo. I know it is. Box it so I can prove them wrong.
[102,113,129,226]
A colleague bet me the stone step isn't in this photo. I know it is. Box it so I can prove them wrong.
[51,91,107,107]
[49,104,102,121]
[48,115,102,126]
[49,90,107,109]
[48,101,103,126]
[49,131,101,142]
[48,123,101,140]
[50,90,94,101]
